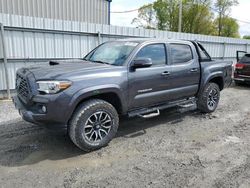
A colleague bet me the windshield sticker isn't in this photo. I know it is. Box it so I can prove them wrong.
[124,42,138,46]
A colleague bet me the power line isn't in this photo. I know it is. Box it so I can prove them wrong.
[210,6,250,24]
[110,4,152,13]
[111,3,250,25]
[111,9,139,13]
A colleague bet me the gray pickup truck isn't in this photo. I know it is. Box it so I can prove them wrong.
[13,39,232,151]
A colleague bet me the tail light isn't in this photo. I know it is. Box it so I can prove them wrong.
[235,63,245,69]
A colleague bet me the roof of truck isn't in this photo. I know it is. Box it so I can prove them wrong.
[116,38,193,44]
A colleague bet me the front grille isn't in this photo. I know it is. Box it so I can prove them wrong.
[16,73,30,103]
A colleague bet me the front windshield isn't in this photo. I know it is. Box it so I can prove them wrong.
[85,41,139,66]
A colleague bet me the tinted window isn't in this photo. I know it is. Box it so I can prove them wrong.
[240,54,250,64]
[135,44,166,66]
[170,44,193,64]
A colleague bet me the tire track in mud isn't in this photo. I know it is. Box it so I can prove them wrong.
[0,120,45,166]
[0,126,44,139]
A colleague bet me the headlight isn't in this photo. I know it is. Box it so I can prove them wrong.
[37,80,72,94]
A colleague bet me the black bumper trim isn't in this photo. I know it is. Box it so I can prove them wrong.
[13,96,49,125]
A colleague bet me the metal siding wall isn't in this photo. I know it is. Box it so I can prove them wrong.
[0,27,4,89]
[0,13,250,91]
[0,0,109,24]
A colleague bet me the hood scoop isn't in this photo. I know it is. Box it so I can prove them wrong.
[49,61,60,66]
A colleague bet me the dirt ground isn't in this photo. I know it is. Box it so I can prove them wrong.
[0,85,250,188]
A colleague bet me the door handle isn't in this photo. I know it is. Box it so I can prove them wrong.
[190,68,198,73]
[161,71,171,76]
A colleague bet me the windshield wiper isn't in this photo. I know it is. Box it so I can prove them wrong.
[91,60,111,65]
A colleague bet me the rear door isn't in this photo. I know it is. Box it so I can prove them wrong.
[168,43,200,100]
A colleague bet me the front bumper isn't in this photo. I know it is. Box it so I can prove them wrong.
[12,93,72,126]
[13,96,36,124]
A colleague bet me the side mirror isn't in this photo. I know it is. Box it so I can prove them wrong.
[131,58,152,69]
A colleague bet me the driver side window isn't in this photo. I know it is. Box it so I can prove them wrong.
[135,44,167,66]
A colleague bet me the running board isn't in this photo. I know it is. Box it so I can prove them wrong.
[177,101,196,108]
[138,109,160,119]
[128,97,196,118]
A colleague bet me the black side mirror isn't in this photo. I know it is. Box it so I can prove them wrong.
[132,58,152,69]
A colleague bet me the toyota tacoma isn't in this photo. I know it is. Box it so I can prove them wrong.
[13,39,232,151]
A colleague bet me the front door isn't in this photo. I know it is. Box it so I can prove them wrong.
[128,43,172,110]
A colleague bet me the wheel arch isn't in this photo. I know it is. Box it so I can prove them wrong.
[209,76,224,90]
[202,73,224,92]
[67,85,126,124]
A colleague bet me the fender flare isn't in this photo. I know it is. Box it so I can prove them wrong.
[66,84,126,119]
[199,72,224,94]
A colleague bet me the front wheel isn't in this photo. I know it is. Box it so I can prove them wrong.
[197,83,220,113]
[68,99,119,152]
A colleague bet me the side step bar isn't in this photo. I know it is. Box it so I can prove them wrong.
[128,97,196,118]
[138,109,160,119]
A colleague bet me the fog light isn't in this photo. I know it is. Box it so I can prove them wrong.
[41,105,47,113]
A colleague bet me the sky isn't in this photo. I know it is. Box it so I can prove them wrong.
[110,0,250,37]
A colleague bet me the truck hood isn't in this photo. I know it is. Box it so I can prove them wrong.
[24,59,120,80]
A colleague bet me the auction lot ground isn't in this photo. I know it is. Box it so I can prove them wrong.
[0,85,250,188]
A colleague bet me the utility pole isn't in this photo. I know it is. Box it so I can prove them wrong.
[178,0,182,32]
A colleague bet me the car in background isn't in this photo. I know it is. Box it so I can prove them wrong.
[234,51,250,85]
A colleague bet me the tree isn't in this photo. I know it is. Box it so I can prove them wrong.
[152,0,179,31]
[153,0,216,34]
[131,4,156,29]
[133,0,215,35]
[132,0,240,38]
[243,36,250,40]
[214,16,239,38]
[181,0,215,35]
[214,0,238,36]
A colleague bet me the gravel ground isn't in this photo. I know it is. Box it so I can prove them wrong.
[0,85,250,188]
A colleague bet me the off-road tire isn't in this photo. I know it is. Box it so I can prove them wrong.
[68,99,119,152]
[197,82,220,113]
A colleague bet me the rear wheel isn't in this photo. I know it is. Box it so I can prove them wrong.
[197,82,220,113]
[68,99,119,152]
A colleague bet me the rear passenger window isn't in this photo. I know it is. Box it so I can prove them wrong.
[170,44,193,64]
[135,44,166,66]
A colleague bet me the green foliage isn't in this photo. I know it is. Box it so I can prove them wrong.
[214,16,240,38]
[152,0,215,34]
[181,0,215,35]
[152,0,179,31]
[214,0,239,36]
[215,0,238,15]
[132,0,240,38]
[243,36,250,40]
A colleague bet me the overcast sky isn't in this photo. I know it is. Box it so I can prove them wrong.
[110,0,250,37]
